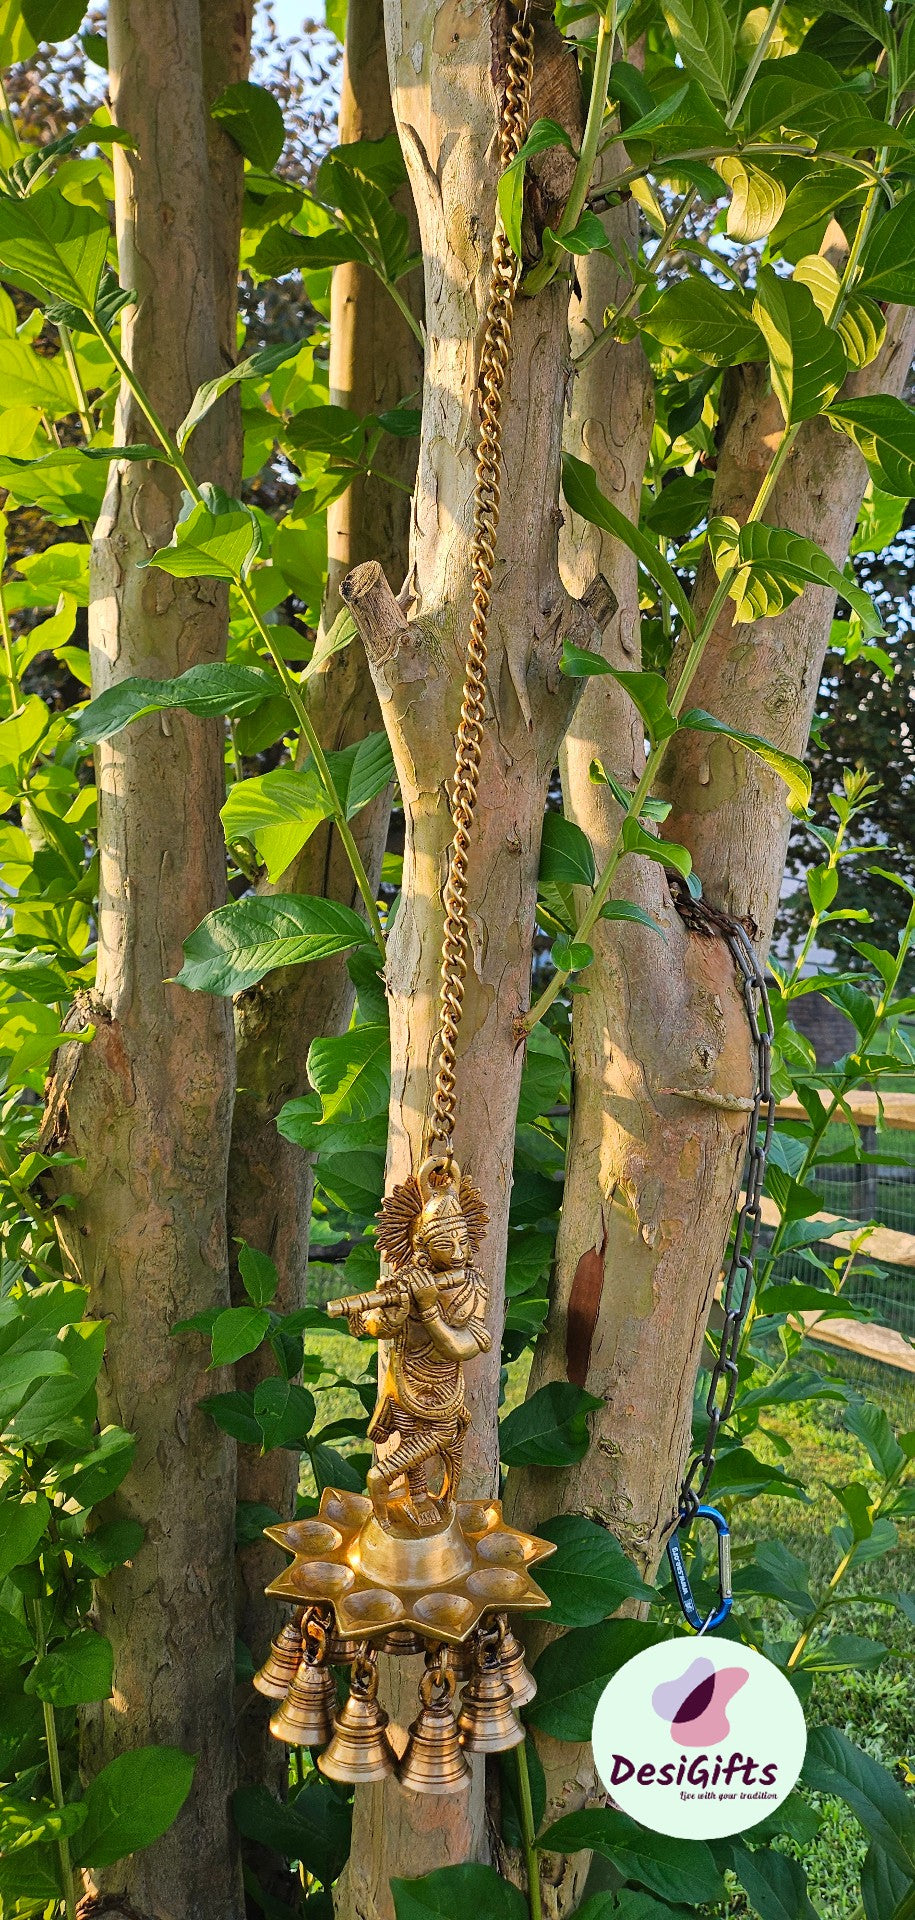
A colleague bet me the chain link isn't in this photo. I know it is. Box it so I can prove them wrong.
[667,876,775,1524]
[430,2,535,1155]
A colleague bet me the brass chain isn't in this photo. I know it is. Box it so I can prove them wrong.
[429,2,535,1157]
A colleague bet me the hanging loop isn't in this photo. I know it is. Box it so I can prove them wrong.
[666,1504,733,1634]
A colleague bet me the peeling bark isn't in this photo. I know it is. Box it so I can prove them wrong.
[40,4,251,1915]
[229,0,421,1731]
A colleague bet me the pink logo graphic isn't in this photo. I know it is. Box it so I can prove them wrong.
[651,1657,749,1747]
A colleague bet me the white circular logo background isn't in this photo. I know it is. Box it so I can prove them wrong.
[592,1637,807,1839]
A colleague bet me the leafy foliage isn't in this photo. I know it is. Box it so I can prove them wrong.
[3,5,915,1917]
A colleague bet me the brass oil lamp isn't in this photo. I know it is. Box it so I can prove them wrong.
[254,0,551,1797]
[255,1155,555,1792]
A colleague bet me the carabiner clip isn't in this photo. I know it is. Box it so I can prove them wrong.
[666,1504,732,1633]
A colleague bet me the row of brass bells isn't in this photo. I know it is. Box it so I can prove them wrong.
[269,1615,336,1747]
[319,1648,398,1785]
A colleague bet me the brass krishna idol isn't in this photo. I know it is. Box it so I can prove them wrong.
[262,1156,554,1649]
[256,1158,555,1790]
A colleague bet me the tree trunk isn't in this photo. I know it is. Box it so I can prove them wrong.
[333,6,612,1912]
[506,256,915,1912]
[229,0,421,1719]
[41,4,250,1915]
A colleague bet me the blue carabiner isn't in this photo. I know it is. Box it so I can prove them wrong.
[666,1504,732,1633]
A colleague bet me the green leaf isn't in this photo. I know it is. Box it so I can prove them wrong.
[209,1306,271,1367]
[0,184,109,309]
[221,768,332,882]
[661,0,735,104]
[306,1024,390,1123]
[22,0,86,40]
[794,1633,888,1673]
[538,1808,725,1907]
[528,1620,664,1740]
[211,81,285,170]
[845,1400,906,1480]
[551,935,594,973]
[253,1378,316,1451]
[25,1631,113,1706]
[716,157,786,241]
[803,1728,915,1878]
[620,816,692,880]
[599,898,667,938]
[336,731,396,818]
[177,340,300,450]
[499,1381,601,1468]
[563,453,696,635]
[174,895,372,996]
[198,1390,260,1445]
[392,1864,528,1920]
[53,1427,136,1508]
[753,266,847,425]
[561,645,676,746]
[535,1515,654,1625]
[678,709,811,810]
[642,278,765,369]
[498,118,576,258]
[0,1493,50,1582]
[0,1792,86,1857]
[708,516,883,636]
[827,396,915,497]
[237,1243,279,1309]
[148,498,261,581]
[794,254,885,371]
[725,1840,817,1920]
[73,1746,197,1870]
[76,664,281,744]
[232,1777,352,1887]
[539,813,596,889]
[859,195,915,305]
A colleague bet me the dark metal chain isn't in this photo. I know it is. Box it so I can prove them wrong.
[667,876,775,1523]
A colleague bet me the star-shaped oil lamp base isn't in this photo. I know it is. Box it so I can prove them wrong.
[265,1487,555,1644]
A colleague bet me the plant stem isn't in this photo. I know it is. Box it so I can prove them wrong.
[59,324,96,440]
[31,1601,78,1920]
[524,3,617,297]
[787,1454,910,1669]
[86,319,387,960]
[0,574,21,710]
[382,274,425,348]
[515,1739,542,1920]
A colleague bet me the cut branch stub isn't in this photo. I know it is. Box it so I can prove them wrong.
[341,559,410,665]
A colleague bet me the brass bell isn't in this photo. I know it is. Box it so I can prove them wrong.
[318,1650,398,1785]
[270,1616,336,1747]
[384,1626,426,1656]
[497,1617,537,1708]
[445,1637,477,1685]
[458,1627,524,1754]
[398,1658,471,1795]
[254,1613,303,1699]
[329,1632,362,1664]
